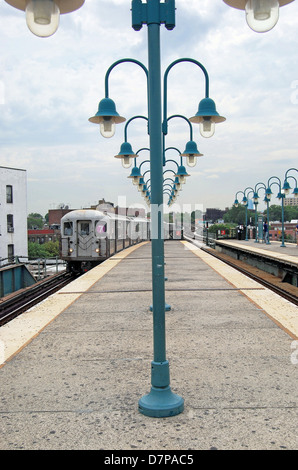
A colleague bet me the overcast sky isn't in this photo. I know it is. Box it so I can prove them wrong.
[1,0,298,216]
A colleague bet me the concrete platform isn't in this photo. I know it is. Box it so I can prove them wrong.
[214,238,298,264]
[1,241,298,450]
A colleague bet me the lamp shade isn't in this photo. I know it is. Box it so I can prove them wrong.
[89,98,126,125]
[181,140,203,167]
[89,98,125,138]
[282,180,291,194]
[266,187,273,200]
[5,0,84,37]
[190,98,226,138]
[181,140,203,157]
[222,0,293,10]
[223,0,294,32]
[128,166,141,184]
[190,98,226,124]
[176,165,190,184]
[4,0,85,14]
[114,142,137,169]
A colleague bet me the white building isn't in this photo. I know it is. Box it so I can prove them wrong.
[0,166,28,263]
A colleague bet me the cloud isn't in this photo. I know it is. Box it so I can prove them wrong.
[0,0,298,215]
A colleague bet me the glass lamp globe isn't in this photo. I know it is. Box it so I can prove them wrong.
[5,0,84,37]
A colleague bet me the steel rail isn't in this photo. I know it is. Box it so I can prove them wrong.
[0,272,75,326]
[185,236,298,307]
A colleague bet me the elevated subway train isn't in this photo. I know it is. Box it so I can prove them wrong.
[60,209,150,274]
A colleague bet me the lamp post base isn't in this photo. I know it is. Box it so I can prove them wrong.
[139,386,184,417]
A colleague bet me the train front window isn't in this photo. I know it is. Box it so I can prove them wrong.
[64,222,73,236]
[80,222,90,236]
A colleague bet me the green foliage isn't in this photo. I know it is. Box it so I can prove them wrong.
[209,223,237,237]
[28,240,59,259]
[223,206,255,225]
[27,212,44,229]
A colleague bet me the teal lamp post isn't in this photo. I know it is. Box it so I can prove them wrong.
[250,182,266,243]
[234,187,255,241]
[6,0,295,419]
[242,188,255,241]
[89,2,225,417]
[267,176,286,247]
[283,168,298,198]
[8,0,225,419]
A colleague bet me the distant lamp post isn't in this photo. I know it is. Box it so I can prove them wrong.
[128,163,142,185]
[267,176,286,247]
[176,164,190,185]
[283,168,298,197]
[4,0,84,37]
[223,0,295,33]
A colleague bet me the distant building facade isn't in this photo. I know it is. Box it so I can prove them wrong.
[284,197,298,207]
[204,208,227,223]
[48,208,73,227]
[0,166,28,262]
[28,228,60,244]
[269,220,298,241]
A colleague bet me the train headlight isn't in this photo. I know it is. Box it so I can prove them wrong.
[95,248,100,253]
[69,248,73,253]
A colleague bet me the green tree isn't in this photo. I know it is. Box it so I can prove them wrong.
[223,206,255,225]
[28,240,59,259]
[27,213,44,229]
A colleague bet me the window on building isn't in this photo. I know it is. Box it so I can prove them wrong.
[7,244,14,262]
[7,214,14,232]
[6,185,13,203]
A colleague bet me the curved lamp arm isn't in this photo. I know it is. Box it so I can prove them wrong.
[163,58,209,129]
[104,58,148,99]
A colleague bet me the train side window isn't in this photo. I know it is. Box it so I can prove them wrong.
[80,222,90,236]
[64,222,73,236]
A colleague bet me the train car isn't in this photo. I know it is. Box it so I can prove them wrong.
[60,209,150,274]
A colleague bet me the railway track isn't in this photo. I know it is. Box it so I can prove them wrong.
[0,271,75,327]
[185,236,298,306]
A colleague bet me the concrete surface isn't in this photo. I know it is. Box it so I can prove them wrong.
[0,240,298,450]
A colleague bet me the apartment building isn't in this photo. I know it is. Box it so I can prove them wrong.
[0,166,28,263]
[285,197,298,207]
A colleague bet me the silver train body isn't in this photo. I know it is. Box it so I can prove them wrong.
[60,209,150,274]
